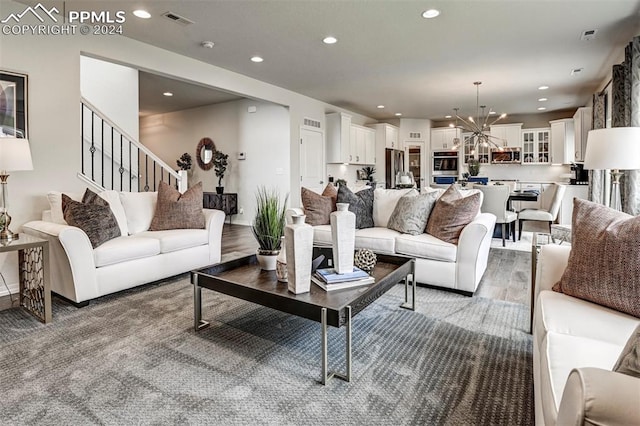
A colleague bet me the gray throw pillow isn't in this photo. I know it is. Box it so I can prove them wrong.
[62,190,121,248]
[337,185,374,229]
[613,324,640,378]
[387,192,439,235]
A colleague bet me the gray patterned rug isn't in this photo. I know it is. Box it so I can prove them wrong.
[0,271,533,425]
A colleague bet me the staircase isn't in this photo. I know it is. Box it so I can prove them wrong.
[80,97,186,193]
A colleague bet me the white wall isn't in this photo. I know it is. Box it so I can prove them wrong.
[80,56,139,140]
[140,99,290,225]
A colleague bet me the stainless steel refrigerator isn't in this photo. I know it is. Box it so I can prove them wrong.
[385,148,405,188]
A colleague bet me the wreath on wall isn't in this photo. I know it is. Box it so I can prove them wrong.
[196,137,216,170]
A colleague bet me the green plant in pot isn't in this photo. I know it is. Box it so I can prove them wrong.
[361,166,376,182]
[252,186,289,270]
[467,158,481,176]
[213,150,229,194]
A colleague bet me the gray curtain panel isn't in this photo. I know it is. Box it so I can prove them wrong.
[611,36,640,215]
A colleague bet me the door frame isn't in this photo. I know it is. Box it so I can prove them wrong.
[405,141,426,192]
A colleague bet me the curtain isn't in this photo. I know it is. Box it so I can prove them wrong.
[610,36,640,215]
[589,93,607,204]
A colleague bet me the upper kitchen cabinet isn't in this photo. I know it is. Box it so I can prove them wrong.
[490,123,523,148]
[573,107,593,162]
[521,128,551,164]
[326,112,352,163]
[430,127,460,150]
[549,118,575,165]
[369,123,400,149]
[350,124,376,165]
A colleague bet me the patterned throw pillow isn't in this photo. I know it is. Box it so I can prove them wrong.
[301,184,337,226]
[426,185,481,244]
[62,189,121,248]
[336,185,374,229]
[149,181,205,231]
[387,192,440,235]
[613,324,640,378]
[552,199,640,318]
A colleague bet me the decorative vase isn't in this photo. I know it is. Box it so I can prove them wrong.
[216,186,224,194]
[256,249,278,271]
[330,203,356,274]
[285,215,313,294]
[275,236,288,282]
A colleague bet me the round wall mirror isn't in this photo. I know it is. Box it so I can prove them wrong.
[196,137,216,170]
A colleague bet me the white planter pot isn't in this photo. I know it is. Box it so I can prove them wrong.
[285,215,313,294]
[330,203,356,274]
[256,250,278,271]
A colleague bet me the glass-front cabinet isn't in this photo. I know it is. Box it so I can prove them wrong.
[462,133,490,165]
[521,128,550,164]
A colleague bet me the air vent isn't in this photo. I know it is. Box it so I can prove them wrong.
[571,68,583,76]
[303,118,321,129]
[580,29,598,41]
[161,11,194,26]
[409,132,421,139]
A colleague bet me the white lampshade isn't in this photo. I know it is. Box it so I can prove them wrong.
[0,137,33,172]
[584,127,640,170]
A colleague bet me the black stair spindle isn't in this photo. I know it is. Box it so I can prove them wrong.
[111,128,114,190]
[90,111,95,180]
[101,119,104,187]
[119,135,124,191]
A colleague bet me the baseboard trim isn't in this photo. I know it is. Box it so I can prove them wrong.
[0,292,19,311]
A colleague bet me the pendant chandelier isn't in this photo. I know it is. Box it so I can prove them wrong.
[453,81,507,154]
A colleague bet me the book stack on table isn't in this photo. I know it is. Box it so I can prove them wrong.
[311,267,375,291]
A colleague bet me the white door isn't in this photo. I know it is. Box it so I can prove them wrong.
[406,141,426,192]
[300,127,325,193]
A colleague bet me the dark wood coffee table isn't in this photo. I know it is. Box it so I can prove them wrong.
[191,246,415,385]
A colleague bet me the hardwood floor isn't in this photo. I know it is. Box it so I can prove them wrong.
[220,224,532,304]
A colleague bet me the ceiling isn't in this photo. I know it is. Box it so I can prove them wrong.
[27,1,640,120]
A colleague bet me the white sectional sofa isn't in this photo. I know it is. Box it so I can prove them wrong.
[533,244,640,425]
[22,190,225,305]
[288,188,496,294]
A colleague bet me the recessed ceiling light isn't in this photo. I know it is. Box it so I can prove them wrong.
[201,41,214,49]
[488,111,497,115]
[323,36,337,44]
[445,115,452,118]
[538,98,548,102]
[251,56,264,63]
[538,85,549,90]
[537,107,547,111]
[133,10,151,19]
[422,9,440,19]
[395,113,402,116]
[377,105,385,109]
[448,123,455,128]
[163,92,173,97]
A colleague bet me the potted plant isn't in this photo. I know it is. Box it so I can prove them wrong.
[467,158,481,176]
[361,166,376,182]
[213,150,229,194]
[176,153,192,171]
[252,186,289,270]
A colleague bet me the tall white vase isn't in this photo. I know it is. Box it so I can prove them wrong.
[330,203,356,274]
[285,215,313,294]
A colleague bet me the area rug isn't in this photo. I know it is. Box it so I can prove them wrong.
[0,274,533,425]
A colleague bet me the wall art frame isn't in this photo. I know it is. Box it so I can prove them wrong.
[0,70,28,138]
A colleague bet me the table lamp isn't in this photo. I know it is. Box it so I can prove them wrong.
[584,127,640,211]
[0,137,33,241]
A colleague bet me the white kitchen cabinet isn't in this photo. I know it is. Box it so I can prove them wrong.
[368,123,400,149]
[558,185,589,225]
[349,124,376,165]
[550,118,575,165]
[573,107,593,162]
[430,127,460,150]
[521,128,551,164]
[490,123,523,148]
[462,132,489,164]
[326,112,352,163]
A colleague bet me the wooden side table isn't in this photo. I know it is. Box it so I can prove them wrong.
[0,234,51,323]
[203,192,238,223]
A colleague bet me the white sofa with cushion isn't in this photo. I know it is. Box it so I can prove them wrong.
[533,244,640,425]
[288,188,496,294]
[22,189,225,305]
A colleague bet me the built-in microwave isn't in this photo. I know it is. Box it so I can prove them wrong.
[490,147,521,164]
[432,150,459,175]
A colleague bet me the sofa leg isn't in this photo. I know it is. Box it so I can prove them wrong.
[53,292,89,308]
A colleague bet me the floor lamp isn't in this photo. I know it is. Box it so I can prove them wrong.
[0,137,34,242]
[584,127,640,211]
